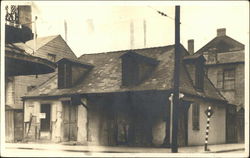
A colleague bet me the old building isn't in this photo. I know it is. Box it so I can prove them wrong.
[22,44,229,147]
[191,28,245,143]
[4,4,76,143]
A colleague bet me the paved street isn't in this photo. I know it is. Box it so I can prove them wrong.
[1,143,246,157]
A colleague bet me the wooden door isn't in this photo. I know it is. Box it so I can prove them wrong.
[40,104,51,131]
[14,110,23,142]
[226,105,237,143]
[63,101,77,141]
[178,101,190,147]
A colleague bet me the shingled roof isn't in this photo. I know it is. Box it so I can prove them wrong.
[24,44,226,102]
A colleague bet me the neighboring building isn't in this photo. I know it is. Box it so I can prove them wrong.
[23,44,228,147]
[191,28,245,143]
[12,35,77,110]
[4,4,57,143]
[4,4,76,143]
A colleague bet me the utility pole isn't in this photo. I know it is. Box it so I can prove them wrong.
[171,5,180,153]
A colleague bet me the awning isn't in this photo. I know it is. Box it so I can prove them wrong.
[5,43,56,76]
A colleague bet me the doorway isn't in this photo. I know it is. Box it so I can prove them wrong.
[40,104,51,131]
[62,101,78,141]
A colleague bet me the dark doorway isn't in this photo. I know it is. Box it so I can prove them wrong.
[40,104,51,131]
[62,101,77,141]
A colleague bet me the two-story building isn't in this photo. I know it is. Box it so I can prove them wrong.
[190,28,245,143]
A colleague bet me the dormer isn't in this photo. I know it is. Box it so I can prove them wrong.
[120,51,159,86]
[183,54,206,91]
[57,58,93,89]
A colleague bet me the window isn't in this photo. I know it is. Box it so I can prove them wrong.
[58,63,72,89]
[27,85,36,92]
[217,68,235,90]
[47,53,56,62]
[121,51,158,86]
[207,52,217,63]
[192,103,200,130]
[224,69,235,90]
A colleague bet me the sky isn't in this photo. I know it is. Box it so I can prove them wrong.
[4,1,249,57]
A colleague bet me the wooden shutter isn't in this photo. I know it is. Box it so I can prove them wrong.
[58,63,64,89]
[217,70,223,89]
[192,103,200,130]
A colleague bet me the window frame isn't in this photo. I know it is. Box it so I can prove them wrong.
[217,68,235,90]
[47,53,56,62]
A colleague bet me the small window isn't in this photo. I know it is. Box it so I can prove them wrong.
[223,69,235,90]
[27,85,36,92]
[207,52,217,63]
[47,53,56,62]
[192,103,200,130]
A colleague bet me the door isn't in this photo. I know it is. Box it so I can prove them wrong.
[40,104,51,131]
[178,101,190,146]
[14,110,23,142]
[226,105,237,143]
[63,101,77,141]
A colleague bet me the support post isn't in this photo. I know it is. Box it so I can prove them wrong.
[171,5,181,153]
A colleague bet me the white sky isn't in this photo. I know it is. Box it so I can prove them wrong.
[4,1,250,57]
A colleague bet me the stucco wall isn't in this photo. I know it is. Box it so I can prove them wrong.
[188,99,226,145]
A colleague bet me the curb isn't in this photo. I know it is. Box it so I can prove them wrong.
[213,148,245,153]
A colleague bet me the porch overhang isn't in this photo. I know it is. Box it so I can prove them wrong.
[5,49,56,76]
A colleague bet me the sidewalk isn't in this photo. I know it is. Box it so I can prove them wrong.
[4,142,245,153]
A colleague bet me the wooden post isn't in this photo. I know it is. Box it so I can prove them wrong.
[171,5,181,153]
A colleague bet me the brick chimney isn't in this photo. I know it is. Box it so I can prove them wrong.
[217,28,226,37]
[188,39,194,55]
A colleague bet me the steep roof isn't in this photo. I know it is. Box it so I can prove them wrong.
[24,45,225,102]
[196,35,244,55]
[25,35,58,50]
[195,35,244,64]
[24,35,77,60]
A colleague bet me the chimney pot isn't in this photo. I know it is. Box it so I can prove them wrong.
[188,39,194,55]
[217,28,226,37]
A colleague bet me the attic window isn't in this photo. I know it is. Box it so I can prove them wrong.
[57,58,93,89]
[121,51,159,86]
[48,53,56,62]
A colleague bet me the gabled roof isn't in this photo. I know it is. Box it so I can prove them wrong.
[24,35,77,60]
[25,35,59,51]
[24,45,226,103]
[196,35,244,55]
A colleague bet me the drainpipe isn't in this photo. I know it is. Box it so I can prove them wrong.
[22,98,25,141]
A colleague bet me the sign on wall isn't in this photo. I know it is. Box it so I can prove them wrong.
[39,113,46,119]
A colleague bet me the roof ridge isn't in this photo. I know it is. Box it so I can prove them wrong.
[78,44,175,59]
